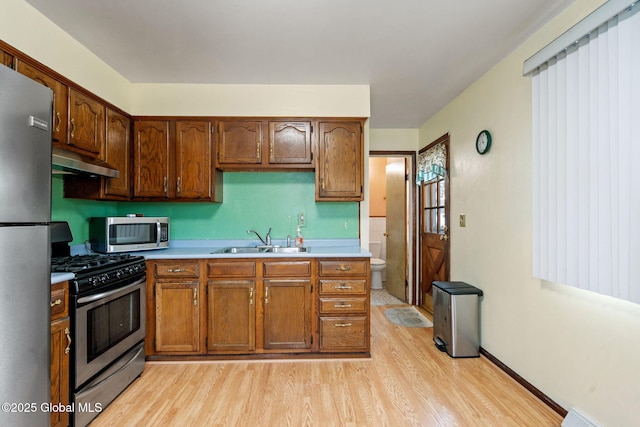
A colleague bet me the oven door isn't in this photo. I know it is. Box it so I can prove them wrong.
[74,276,146,389]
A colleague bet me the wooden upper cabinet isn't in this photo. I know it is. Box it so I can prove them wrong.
[217,120,263,165]
[15,60,68,144]
[103,109,131,198]
[133,120,171,198]
[68,88,105,156]
[316,121,364,201]
[175,121,213,199]
[1,48,13,67]
[268,121,313,165]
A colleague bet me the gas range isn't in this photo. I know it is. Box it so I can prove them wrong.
[51,253,146,295]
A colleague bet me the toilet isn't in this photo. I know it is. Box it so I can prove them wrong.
[369,240,386,290]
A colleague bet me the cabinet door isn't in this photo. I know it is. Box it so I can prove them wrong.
[268,121,312,165]
[15,60,68,144]
[316,121,363,201]
[155,281,201,353]
[175,121,213,199]
[50,317,70,427]
[68,88,105,156]
[133,120,171,198]
[207,279,256,352]
[263,279,311,349]
[103,109,131,198]
[1,48,13,67]
[217,120,263,165]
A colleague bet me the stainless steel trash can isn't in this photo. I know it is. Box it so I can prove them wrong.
[432,281,483,358]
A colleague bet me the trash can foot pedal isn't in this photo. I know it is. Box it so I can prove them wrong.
[434,337,447,352]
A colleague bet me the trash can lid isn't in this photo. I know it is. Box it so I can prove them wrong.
[432,281,484,296]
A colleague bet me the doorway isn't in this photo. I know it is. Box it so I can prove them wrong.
[418,134,450,314]
[368,151,416,304]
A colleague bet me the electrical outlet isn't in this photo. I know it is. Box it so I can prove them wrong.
[298,212,305,226]
[459,214,466,227]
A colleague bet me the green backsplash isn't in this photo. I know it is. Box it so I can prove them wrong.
[52,172,359,244]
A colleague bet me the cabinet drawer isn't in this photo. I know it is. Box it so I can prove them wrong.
[319,297,367,314]
[153,261,200,278]
[319,279,367,295]
[207,261,257,278]
[50,281,69,321]
[263,260,311,277]
[318,260,368,277]
[319,317,368,351]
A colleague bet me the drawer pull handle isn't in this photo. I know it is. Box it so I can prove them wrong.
[335,285,352,290]
[334,323,352,327]
[64,327,72,354]
[167,268,185,273]
[335,303,352,308]
[50,298,62,307]
[336,265,352,271]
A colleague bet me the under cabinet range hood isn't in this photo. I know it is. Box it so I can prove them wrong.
[51,147,119,178]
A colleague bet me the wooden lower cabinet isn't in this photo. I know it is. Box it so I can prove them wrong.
[146,257,368,359]
[317,259,370,352]
[148,260,203,354]
[50,281,70,427]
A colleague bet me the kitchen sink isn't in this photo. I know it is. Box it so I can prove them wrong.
[269,247,308,253]
[216,247,264,253]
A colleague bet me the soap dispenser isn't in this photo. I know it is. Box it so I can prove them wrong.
[295,226,304,248]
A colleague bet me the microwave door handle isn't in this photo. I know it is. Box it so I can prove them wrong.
[156,221,161,247]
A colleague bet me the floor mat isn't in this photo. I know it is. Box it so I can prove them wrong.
[384,306,433,328]
[370,289,404,306]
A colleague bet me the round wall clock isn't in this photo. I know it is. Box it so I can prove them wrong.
[475,130,492,155]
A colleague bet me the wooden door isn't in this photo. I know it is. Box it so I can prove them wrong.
[207,279,256,352]
[175,121,212,198]
[263,279,311,349]
[385,158,407,301]
[103,109,131,198]
[133,120,171,198]
[419,135,450,314]
[217,120,263,165]
[155,281,201,353]
[15,60,68,144]
[68,88,105,156]
[316,121,363,201]
[268,121,313,165]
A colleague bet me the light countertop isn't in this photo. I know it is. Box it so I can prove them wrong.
[51,239,370,284]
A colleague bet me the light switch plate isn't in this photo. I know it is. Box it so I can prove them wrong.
[459,214,466,227]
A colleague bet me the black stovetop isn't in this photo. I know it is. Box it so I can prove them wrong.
[51,253,142,275]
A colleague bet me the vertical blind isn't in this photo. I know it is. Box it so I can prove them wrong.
[530,2,640,304]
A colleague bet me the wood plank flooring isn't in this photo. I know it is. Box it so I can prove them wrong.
[90,305,562,426]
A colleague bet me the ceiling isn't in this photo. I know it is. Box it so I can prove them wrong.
[25,0,574,128]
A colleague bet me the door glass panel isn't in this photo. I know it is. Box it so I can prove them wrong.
[431,210,438,232]
[438,179,445,205]
[438,208,446,233]
[430,184,438,208]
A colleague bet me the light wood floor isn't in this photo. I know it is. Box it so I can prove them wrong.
[91,305,562,426]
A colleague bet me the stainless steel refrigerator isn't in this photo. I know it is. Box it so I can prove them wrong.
[0,64,53,426]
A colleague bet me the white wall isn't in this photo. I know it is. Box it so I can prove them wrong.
[418,0,640,425]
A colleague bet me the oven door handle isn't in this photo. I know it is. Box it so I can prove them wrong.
[77,276,145,305]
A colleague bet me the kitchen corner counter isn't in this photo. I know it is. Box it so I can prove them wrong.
[51,272,74,285]
[134,239,372,260]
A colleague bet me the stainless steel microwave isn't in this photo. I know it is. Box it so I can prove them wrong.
[89,216,169,253]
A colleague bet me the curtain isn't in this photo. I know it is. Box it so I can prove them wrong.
[531,4,640,304]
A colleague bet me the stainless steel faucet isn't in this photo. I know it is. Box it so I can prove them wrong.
[247,227,272,246]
